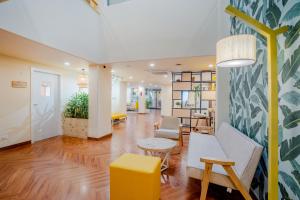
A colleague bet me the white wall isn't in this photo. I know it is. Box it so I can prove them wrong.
[215,67,230,130]
[161,85,172,116]
[0,0,229,63]
[0,54,79,148]
[112,79,127,113]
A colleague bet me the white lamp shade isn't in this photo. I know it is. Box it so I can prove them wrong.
[77,73,88,88]
[216,34,256,67]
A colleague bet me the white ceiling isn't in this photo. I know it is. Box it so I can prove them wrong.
[0,0,230,63]
[111,55,216,85]
[0,29,89,71]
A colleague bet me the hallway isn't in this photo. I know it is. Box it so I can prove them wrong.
[0,111,243,200]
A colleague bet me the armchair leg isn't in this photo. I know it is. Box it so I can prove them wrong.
[200,163,212,200]
[223,166,252,200]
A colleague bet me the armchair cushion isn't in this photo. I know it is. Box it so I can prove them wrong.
[154,129,179,140]
[160,116,180,129]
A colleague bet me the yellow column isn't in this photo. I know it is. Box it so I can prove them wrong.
[267,34,279,200]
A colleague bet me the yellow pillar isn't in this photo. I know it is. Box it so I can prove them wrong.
[267,34,279,200]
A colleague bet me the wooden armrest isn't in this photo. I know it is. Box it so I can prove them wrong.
[200,157,235,166]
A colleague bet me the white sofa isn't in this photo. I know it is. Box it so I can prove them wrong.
[187,122,263,196]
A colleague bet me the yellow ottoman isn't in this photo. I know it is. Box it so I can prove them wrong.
[110,153,161,200]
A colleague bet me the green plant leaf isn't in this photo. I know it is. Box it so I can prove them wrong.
[280,171,300,198]
[279,182,292,200]
[283,110,300,129]
[292,170,300,185]
[265,2,281,28]
[284,21,300,49]
[250,104,262,118]
[235,75,243,90]
[280,135,300,161]
[255,5,263,20]
[251,0,259,15]
[282,0,288,6]
[280,105,292,117]
[255,88,268,111]
[281,91,300,106]
[294,79,300,89]
[279,125,283,144]
[64,92,88,119]
[250,121,262,138]
[282,2,300,21]
[282,45,300,83]
[244,75,250,98]
[251,64,263,89]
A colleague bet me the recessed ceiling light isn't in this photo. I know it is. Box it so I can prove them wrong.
[129,76,133,79]
[208,64,214,68]
[111,70,115,73]
[149,63,155,67]
[164,75,168,78]
[64,62,70,66]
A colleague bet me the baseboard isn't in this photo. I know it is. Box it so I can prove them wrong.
[0,141,31,151]
[88,133,112,141]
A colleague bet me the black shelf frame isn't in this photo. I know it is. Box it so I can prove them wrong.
[172,71,216,134]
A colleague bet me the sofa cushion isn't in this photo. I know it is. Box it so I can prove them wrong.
[215,122,262,178]
[154,129,179,139]
[187,133,229,176]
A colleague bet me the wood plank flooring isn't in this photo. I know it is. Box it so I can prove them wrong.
[0,111,244,200]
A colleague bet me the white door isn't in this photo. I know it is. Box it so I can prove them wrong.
[31,70,61,142]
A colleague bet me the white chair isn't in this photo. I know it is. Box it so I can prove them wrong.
[154,116,183,146]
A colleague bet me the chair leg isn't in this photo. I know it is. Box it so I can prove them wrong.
[223,166,252,200]
[200,163,212,200]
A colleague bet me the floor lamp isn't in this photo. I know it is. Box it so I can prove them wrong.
[216,5,288,200]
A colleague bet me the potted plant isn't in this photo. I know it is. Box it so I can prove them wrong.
[63,92,88,139]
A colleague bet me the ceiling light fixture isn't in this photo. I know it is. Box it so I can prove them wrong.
[77,69,88,88]
[149,63,155,67]
[111,70,115,73]
[208,64,214,68]
[64,62,70,66]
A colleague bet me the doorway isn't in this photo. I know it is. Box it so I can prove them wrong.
[31,69,61,143]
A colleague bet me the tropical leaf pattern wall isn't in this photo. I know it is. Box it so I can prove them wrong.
[229,0,300,199]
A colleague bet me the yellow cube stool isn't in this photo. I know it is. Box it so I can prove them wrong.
[110,153,161,200]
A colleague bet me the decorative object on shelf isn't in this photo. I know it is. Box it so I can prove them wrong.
[77,68,88,89]
[216,5,288,199]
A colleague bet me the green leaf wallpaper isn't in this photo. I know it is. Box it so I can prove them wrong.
[229,0,300,199]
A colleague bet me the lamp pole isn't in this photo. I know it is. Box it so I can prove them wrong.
[224,5,288,200]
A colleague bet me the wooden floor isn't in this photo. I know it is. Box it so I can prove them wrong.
[0,110,244,200]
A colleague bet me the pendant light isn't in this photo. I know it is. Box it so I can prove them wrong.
[77,68,88,88]
[216,34,256,67]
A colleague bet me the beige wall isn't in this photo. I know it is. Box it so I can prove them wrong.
[0,54,79,148]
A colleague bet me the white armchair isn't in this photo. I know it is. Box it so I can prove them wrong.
[154,116,183,146]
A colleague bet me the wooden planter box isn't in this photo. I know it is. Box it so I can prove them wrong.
[63,118,88,139]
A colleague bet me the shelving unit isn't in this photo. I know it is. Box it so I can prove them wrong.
[172,71,216,134]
